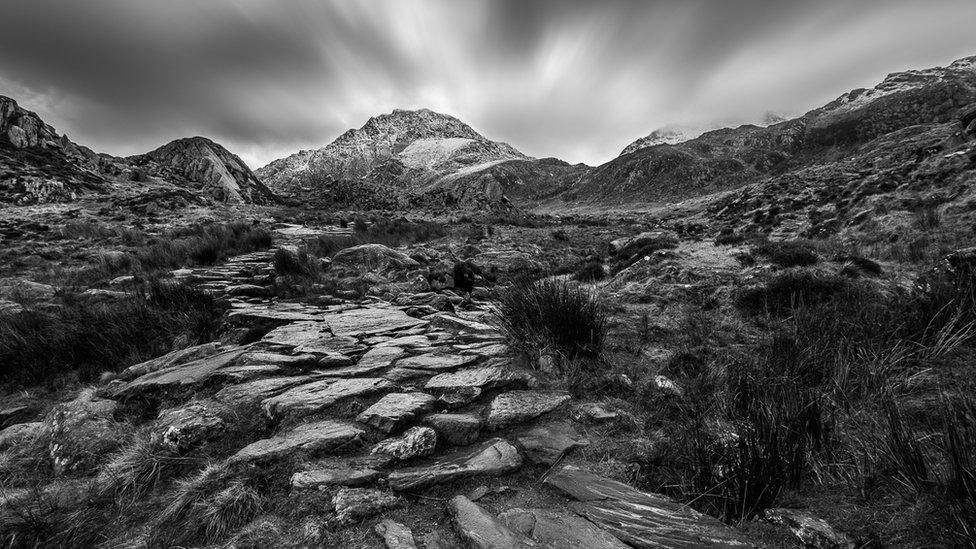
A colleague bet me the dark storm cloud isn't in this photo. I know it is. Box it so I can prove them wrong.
[2,0,975,168]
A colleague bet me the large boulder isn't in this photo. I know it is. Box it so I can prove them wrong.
[44,389,128,475]
[331,244,420,279]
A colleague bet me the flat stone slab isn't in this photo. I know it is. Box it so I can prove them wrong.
[499,507,629,549]
[262,377,394,420]
[237,351,320,368]
[357,392,436,433]
[323,346,406,378]
[544,465,756,549]
[394,353,479,372]
[228,302,330,323]
[370,426,438,462]
[516,422,589,465]
[428,313,500,336]
[326,307,428,337]
[448,496,534,549]
[423,413,482,446]
[291,466,381,490]
[333,487,404,524]
[229,420,365,465]
[425,365,526,393]
[112,347,248,400]
[486,391,571,430]
[118,342,220,381]
[213,376,312,407]
[374,519,419,549]
[261,322,367,356]
[388,438,523,491]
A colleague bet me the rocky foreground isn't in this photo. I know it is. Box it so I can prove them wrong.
[0,228,804,548]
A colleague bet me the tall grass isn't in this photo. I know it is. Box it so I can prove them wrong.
[0,281,225,387]
[496,278,608,368]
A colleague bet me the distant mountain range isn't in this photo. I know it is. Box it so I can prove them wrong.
[3,54,975,212]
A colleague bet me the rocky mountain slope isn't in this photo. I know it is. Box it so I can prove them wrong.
[565,56,976,207]
[620,113,787,156]
[257,108,583,210]
[0,96,275,206]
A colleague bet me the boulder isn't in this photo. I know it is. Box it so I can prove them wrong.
[331,244,421,279]
[229,420,365,465]
[323,346,406,377]
[545,465,756,548]
[370,426,438,462]
[388,438,523,491]
[422,413,482,446]
[111,346,248,401]
[485,391,571,430]
[762,508,855,549]
[515,422,589,465]
[447,495,535,549]
[0,421,44,451]
[262,377,394,420]
[291,465,381,490]
[44,389,127,475]
[499,507,629,549]
[117,344,223,382]
[425,364,528,394]
[333,487,404,524]
[357,392,437,433]
[150,400,229,453]
[375,519,419,549]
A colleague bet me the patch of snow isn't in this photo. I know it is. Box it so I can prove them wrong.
[397,138,476,169]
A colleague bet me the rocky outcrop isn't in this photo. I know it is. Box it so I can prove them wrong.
[130,137,276,204]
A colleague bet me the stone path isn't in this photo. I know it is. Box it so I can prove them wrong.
[3,227,762,547]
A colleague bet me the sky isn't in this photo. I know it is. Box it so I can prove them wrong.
[2,0,976,169]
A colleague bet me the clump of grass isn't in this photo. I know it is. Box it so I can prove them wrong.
[496,278,608,368]
[150,466,260,549]
[613,233,679,272]
[573,260,605,283]
[95,434,195,504]
[749,238,819,267]
[272,248,320,278]
[0,281,225,387]
[736,270,851,316]
[310,217,446,257]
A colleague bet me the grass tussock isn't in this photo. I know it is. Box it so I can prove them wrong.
[749,238,819,267]
[496,278,608,369]
[310,217,446,257]
[0,280,225,387]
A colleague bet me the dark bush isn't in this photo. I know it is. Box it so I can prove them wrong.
[749,238,819,267]
[714,231,746,246]
[273,248,319,278]
[573,261,605,282]
[452,261,478,294]
[736,271,851,316]
[496,278,608,366]
[0,282,225,387]
[550,229,569,242]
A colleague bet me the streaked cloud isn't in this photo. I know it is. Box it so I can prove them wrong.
[1,0,974,168]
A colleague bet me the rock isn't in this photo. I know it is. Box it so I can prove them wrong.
[118,343,223,382]
[374,519,419,549]
[229,420,365,465]
[45,389,126,475]
[571,402,620,423]
[331,244,420,278]
[0,299,23,314]
[260,321,364,353]
[485,391,571,430]
[112,346,248,401]
[447,495,535,549]
[651,375,683,397]
[762,508,855,549]
[226,284,270,297]
[394,352,479,372]
[213,375,313,407]
[545,465,756,548]
[428,312,499,336]
[425,364,527,393]
[499,507,630,549]
[333,487,403,524]
[262,377,394,420]
[323,346,406,377]
[291,466,381,490]
[423,413,482,446]
[151,400,229,453]
[371,426,438,462]
[0,404,34,429]
[0,421,44,451]
[388,438,523,491]
[609,231,679,255]
[467,485,491,501]
[329,307,429,337]
[357,392,436,433]
[516,422,589,465]
[108,275,135,286]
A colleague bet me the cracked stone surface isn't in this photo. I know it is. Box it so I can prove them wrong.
[485,391,571,430]
[357,392,436,433]
[333,487,404,524]
[370,426,438,462]
[499,507,630,549]
[262,377,394,419]
[388,438,523,491]
[229,420,365,465]
[448,495,534,549]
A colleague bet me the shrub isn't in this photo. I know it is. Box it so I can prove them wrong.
[272,248,319,278]
[736,271,851,316]
[714,231,747,246]
[573,261,605,282]
[749,238,819,267]
[496,278,608,367]
[452,261,478,293]
[0,281,225,387]
[614,233,679,272]
[550,229,569,242]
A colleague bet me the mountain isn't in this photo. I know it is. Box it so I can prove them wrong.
[620,112,789,156]
[128,137,276,205]
[256,108,576,210]
[564,55,976,207]
[0,95,276,206]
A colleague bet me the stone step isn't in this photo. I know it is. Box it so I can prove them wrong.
[387,438,523,492]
